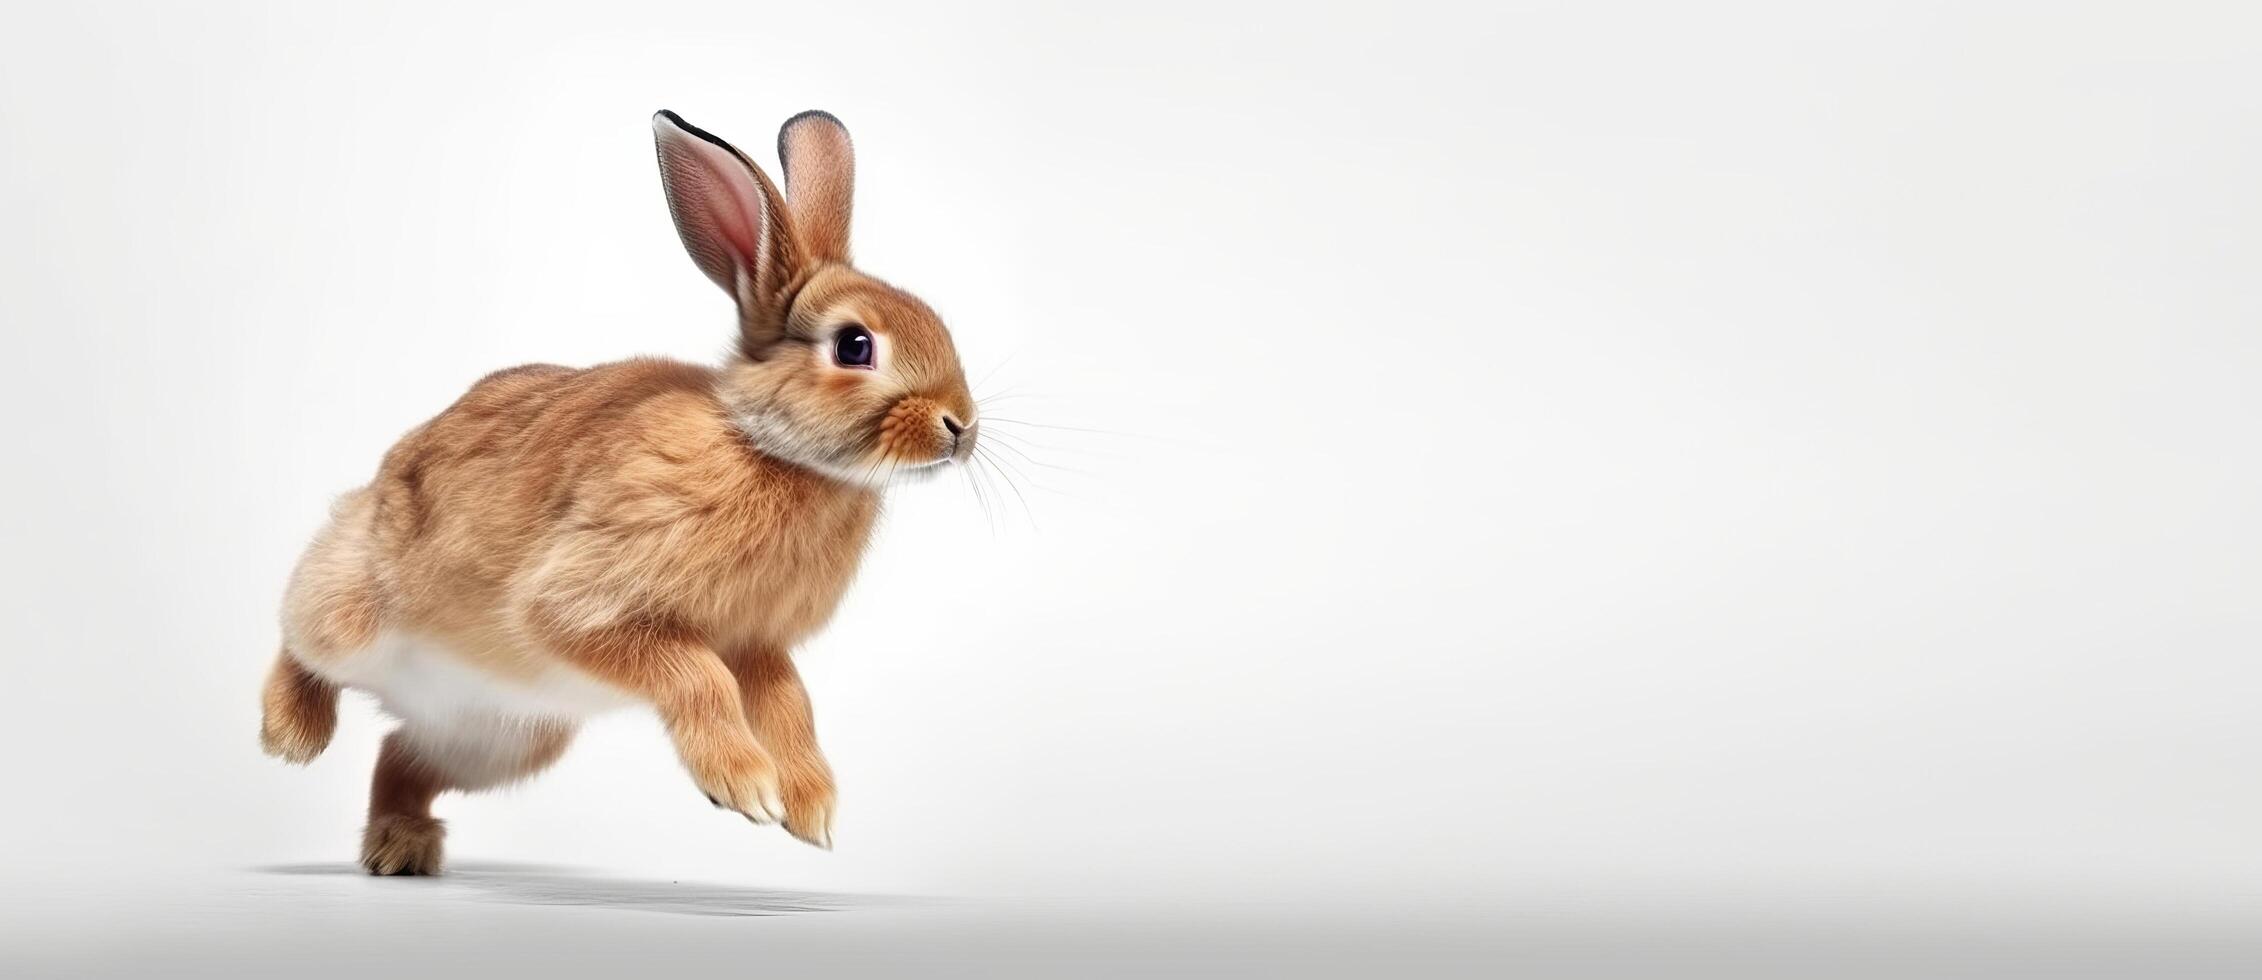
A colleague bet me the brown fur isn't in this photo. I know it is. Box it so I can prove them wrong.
[778,110,856,264]
[362,723,576,874]
[734,647,835,848]
[261,109,975,869]
[259,652,338,764]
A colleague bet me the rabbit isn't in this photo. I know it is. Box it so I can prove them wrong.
[257,109,978,875]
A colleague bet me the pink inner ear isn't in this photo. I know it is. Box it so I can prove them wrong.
[656,118,771,292]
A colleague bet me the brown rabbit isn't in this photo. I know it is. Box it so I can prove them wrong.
[258,109,977,875]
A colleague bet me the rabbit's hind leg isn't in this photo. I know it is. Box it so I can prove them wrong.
[361,718,576,876]
[269,488,383,761]
[258,650,338,763]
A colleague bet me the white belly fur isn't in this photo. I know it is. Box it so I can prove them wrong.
[317,630,639,728]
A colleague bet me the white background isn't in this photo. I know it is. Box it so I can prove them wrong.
[2,0,2258,968]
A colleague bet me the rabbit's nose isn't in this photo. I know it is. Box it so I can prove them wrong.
[939,414,974,459]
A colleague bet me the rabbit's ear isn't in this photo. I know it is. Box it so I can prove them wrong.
[776,110,854,264]
[653,110,801,353]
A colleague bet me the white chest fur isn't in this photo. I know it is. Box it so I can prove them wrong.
[319,630,639,728]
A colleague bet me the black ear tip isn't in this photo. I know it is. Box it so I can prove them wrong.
[781,109,848,135]
[654,110,747,161]
[778,111,850,178]
[653,109,696,138]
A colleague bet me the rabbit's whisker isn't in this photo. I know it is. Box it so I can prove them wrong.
[974,445,1036,522]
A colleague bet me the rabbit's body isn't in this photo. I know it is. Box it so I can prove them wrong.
[281,359,875,731]
[260,110,976,875]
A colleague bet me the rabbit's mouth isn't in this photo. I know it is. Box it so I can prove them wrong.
[858,440,969,485]
[729,406,963,489]
[887,456,955,483]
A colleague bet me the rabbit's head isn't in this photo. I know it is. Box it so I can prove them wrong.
[654,110,975,487]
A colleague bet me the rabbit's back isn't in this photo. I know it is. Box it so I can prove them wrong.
[284,357,878,676]
[365,358,720,617]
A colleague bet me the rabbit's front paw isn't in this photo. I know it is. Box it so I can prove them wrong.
[689,743,785,825]
[781,768,836,850]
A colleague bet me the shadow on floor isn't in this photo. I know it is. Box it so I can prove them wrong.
[252,861,917,917]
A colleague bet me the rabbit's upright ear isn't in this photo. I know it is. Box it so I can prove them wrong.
[776,110,855,264]
[653,110,801,354]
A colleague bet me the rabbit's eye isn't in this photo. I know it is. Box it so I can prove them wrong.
[832,325,876,369]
